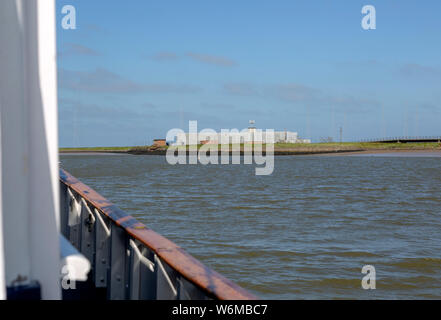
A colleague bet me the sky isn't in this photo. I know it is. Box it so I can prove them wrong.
[56,0,441,147]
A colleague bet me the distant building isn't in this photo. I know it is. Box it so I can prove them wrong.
[200,139,218,145]
[153,139,167,147]
[174,121,311,145]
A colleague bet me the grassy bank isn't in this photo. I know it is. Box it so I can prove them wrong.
[60,142,441,155]
[129,142,441,152]
[59,146,132,152]
[271,142,441,151]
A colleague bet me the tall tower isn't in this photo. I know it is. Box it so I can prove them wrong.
[248,120,256,134]
[248,120,256,144]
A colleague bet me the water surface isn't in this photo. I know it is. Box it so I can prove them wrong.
[60,153,441,299]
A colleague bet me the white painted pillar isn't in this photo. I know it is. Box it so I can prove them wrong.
[0,0,60,299]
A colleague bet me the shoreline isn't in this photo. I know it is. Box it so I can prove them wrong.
[60,148,441,156]
[59,150,128,154]
[318,149,441,156]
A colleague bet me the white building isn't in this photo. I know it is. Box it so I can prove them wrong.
[174,121,311,145]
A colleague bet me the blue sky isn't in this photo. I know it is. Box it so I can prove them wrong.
[56,0,441,147]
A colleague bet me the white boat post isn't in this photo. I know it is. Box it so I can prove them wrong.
[0,0,61,299]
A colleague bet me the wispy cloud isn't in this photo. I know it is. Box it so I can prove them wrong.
[186,52,237,67]
[58,68,202,94]
[223,83,258,96]
[148,51,237,67]
[223,82,379,113]
[200,102,236,110]
[83,24,106,33]
[59,98,148,120]
[140,102,157,109]
[59,68,142,93]
[58,43,102,58]
[266,84,320,103]
[399,63,441,79]
[270,84,379,113]
[151,52,179,61]
[419,102,441,114]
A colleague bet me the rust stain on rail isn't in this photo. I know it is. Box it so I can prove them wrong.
[59,168,257,300]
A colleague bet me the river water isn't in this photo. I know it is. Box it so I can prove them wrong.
[60,153,441,299]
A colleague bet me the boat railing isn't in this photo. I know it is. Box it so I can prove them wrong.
[59,168,257,300]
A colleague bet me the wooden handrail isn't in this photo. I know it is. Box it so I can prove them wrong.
[59,168,257,300]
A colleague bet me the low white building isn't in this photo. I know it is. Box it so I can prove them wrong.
[174,122,311,145]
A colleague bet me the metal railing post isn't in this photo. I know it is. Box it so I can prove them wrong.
[94,209,111,289]
[67,189,82,249]
[139,247,157,300]
[59,182,69,237]
[155,255,178,300]
[80,198,96,281]
[128,239,141,299]
[109,224,129,300]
